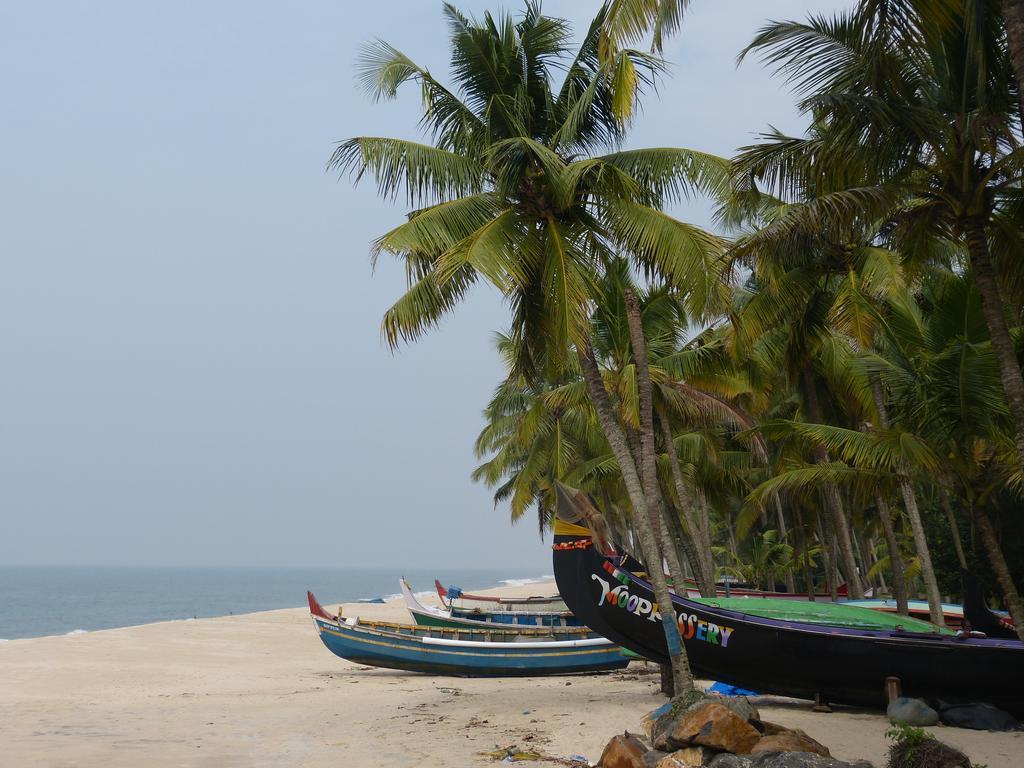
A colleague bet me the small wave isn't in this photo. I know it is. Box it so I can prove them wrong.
[65,629,87,636]
[0,638,8,643]
[499,575,554,587]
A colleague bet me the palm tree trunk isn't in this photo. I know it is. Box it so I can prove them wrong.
[803,371,865,598]
[1003,0,1024,126]
[695,492,716,589]
[664,501,707,594]
[971,503,1024,641]
[941,492,968,570]
[725,513,739,562]
[657,507,688,594]
[794,512,816,600]
[868,535,887,592]
[965,219,1024,473]
[772,495,798,593]
[867,377,909,614]
[577,337,694,692]
[898,481,945,626]
[815,512,838,601]
[657,407,716,596]
[852,525,870,590]
[622,289,691,603]
[875,494,910,615]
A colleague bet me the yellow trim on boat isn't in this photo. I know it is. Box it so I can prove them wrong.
[553,519,593,537]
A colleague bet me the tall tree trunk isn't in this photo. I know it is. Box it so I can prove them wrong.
[972,504,1024,641]
[852,524,870,591]
[1004,0,1024,127]
[875,494,910,615]
[695,492,716,589]
[868,535,887,592]
[853,525,875,592]
[664,501,704,593]
[898,482,945,626]
[657,407,716,596]
[867,377,909,614]
[657,508,688,596]
[941,492,968,570]
[794,511,816,600]
[803,371,865,598]
[725,513,739,562]
[623,289,690,603]
[815,512,838,601]
[773,495,798,593]
[966,219,1024,473]
[577,338,694,692]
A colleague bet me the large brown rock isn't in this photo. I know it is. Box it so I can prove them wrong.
[599,731,650,768]
[642,751,670,768]
[660,702,761,755]
[748,720,788,736]
[650,693,760,750]
[750,730,831,758]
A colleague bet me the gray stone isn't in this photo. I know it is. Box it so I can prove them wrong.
[706,756,753,768]
[886,697,939,727]
[708,755,873,768]
[937,702,1021,731]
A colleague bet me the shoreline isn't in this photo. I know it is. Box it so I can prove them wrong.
[2,579,1021,767]
[0,571,556,643]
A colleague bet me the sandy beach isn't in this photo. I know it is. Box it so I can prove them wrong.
[2,579,1021,768]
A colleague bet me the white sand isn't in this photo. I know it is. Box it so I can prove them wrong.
[1,580,1021,767]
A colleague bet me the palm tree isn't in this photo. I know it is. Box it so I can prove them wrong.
[597,0,694,123]
[1004,0,1024,120]
[474,266,751,597]
[600,1,691,57]
[749,268,1024,637]
[718,175,933,614]
[334,2,727,691]
[472,333,609,533]
[717,529,794,591]
[719,211,878,600]
[740,0,1024,474]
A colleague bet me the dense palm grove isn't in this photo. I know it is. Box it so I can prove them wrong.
[337,0,1024,688]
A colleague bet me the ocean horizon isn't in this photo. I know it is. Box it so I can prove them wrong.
[0,565,554,641]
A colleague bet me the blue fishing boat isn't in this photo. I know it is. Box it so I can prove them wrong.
[434,579,567,612]
[400,579,585,630]
[307,592,628,676]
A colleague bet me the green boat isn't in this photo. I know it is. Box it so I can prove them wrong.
[404,575,949,635]
[691,596,954,634]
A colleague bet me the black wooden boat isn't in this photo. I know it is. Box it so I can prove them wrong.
[552,485,1024,714]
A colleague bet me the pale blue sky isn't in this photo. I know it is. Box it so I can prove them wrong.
[0,1,849,568]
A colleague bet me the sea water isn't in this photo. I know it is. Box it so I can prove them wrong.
[0,566,553,640]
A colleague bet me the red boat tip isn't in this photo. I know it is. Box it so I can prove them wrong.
[307,591,335,621]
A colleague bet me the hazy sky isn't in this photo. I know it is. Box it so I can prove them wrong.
[0,1,850,569]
